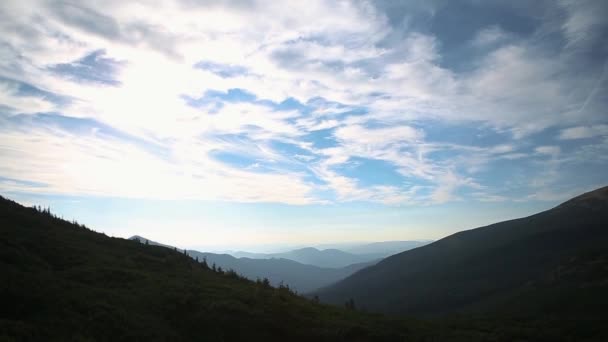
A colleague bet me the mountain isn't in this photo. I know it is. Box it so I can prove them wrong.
[231,247,382,268]
[2,194,607,340]
[187,251,376,294]
[0,195,427,341]
[230,241,431,267]
[344,240,431,257]
[315,186,608,321]
[130,236,374,293]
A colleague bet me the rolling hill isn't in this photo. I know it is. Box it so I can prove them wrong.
[315,186,608,321]
[130,236,375,293]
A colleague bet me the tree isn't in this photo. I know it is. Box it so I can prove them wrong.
[262,277,270,288]
[345,298,356,310]
[212,263,216,272]
[201,257,208,269]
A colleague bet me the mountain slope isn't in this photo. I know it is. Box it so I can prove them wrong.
[316,186,608,318]
[0,196,422,341]
[130,236,374,293]
[232,247,381,268]
[2,194,607,340]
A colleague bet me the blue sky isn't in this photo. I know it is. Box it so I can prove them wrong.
[0,0,607,251]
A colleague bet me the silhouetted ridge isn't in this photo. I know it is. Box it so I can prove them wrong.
[316,185,608,324]
[0,195,430,341]
[557,185,608,209]
[3,191,608,341]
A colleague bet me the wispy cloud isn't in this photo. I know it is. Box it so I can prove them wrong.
[0,0,606,207]
[559,125,608,140]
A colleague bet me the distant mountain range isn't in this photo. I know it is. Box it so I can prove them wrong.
[230,241,430,267]
[130,236,377,293]
[315,186,608,318]
[230,247,380,268]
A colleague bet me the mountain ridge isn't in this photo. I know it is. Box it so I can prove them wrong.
[315,185,608,317]
[2,189,608,340]
[0,195,423,341]
[231,247,382,268]
[129,235,376,293]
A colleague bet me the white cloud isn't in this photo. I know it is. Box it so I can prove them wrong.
[334,124,423,147]
[559,125,608,140]
[0,0,606,206]
[0,81,56,114]
[535,145,561,156]
[471,26,510,47]
[0,126,317,204]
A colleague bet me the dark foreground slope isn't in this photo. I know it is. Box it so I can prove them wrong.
[316,186,608,322]
[0,196,413,341]
[3,194,607,341]
[2,195,518,341]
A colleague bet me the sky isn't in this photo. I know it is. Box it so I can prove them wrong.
[0,0,607,252]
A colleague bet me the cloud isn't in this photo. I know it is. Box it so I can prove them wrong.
[535,145,561,156]
[471,26,511,47]
[0,0,606,206]
[49,50,123,85]
[0,81,56,114]
[334,124,423,147]
[558,0,608,48]
[0,117,317,204]
[559,125,608,140]
[194,61,249,78]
